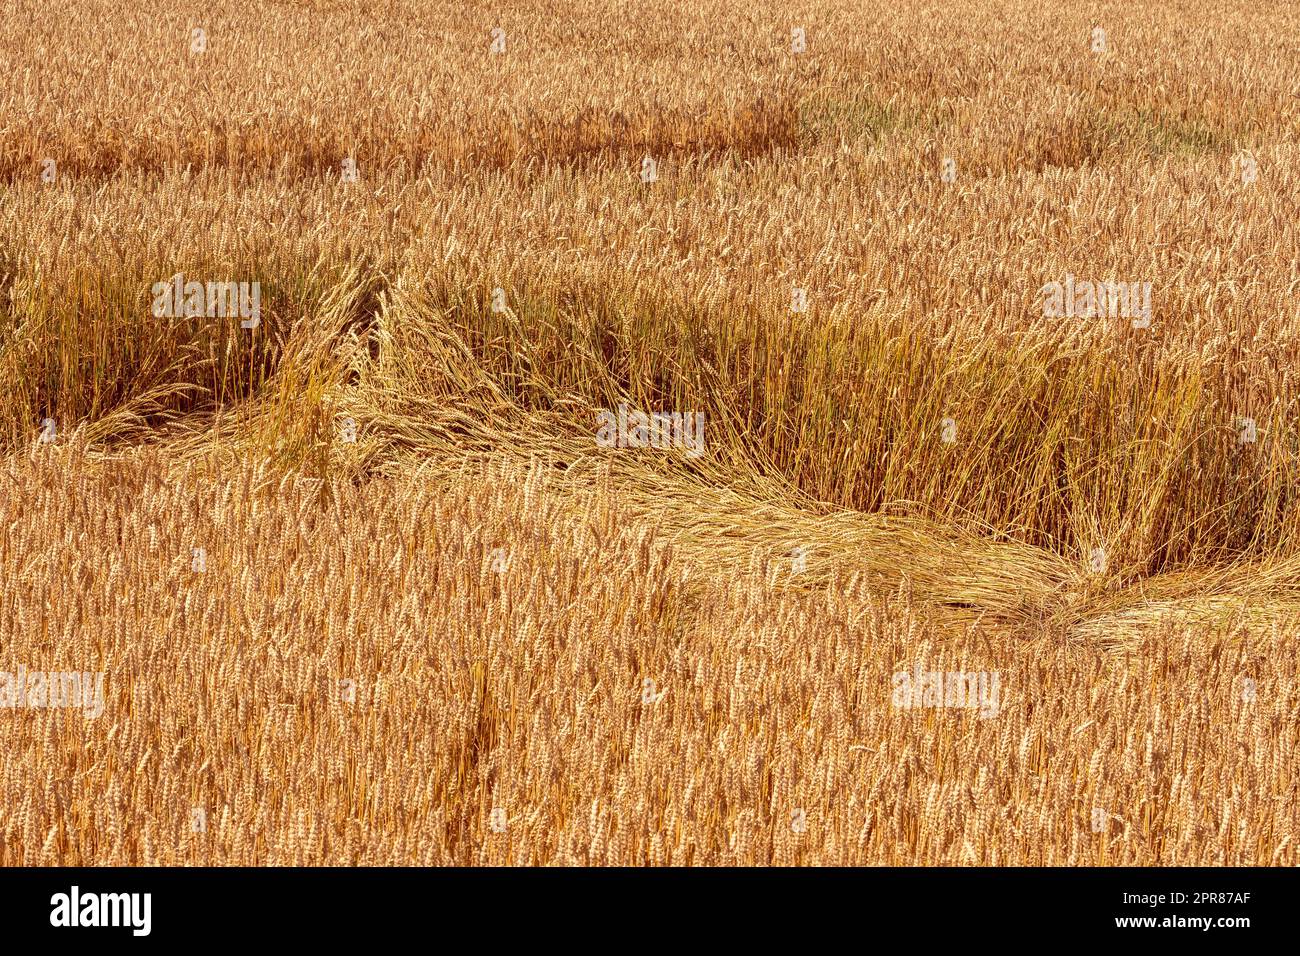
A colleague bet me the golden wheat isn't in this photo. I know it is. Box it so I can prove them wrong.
[0,0,1297,865]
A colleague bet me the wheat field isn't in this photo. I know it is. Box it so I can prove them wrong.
[0,0,1297,865]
